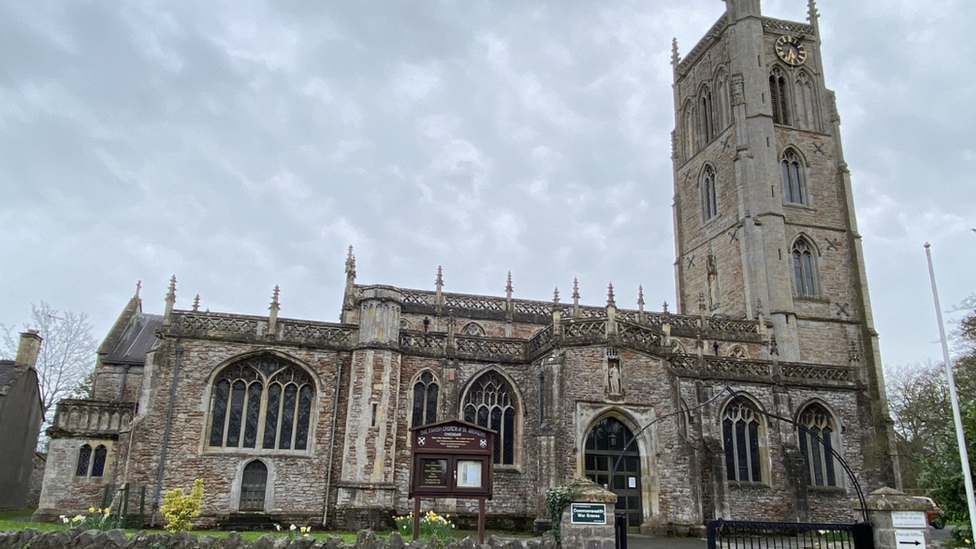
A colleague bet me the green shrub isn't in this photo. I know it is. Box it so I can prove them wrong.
[160,478,204,533]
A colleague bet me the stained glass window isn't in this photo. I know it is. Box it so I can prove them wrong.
[792,237,819,296]
[462,372,516,465]
[92,445,108,477]
[76,444,91,476]
[207,355,315,451]
[798,404,838,486]
[723,400,764,482]
[411,371,439,427]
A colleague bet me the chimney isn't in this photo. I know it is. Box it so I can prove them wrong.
[15,330,42,369]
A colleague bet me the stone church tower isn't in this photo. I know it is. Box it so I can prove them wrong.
[671,0,899,488]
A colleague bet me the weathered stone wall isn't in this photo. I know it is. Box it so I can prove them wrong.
[0,529,550,549]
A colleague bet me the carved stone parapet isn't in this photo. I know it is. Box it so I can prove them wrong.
[50,399,135,438]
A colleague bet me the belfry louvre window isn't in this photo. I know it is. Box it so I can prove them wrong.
[792,238,818,296]
[208,355,315,451]
[411,371,439,427]
[798,404,838,486]
[723,400,763,482]
[770,68,790,125]
[462,372,516,465]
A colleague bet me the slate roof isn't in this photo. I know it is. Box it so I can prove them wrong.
[103,313,163,365]
[0,360,27,396]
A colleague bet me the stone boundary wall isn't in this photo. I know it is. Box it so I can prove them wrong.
[0,528,551,549]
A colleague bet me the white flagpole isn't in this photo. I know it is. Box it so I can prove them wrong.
[925,242,976,537]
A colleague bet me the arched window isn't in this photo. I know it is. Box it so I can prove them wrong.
[722,399,764,482]
[794,71,820,131]
[714,69,731,131]
[462,371,517,466]
[792,237,819,296]
[682,101,696,159]
[411,371,439,427]
[461,323,485,336]
[781,148,806,204]
[76,444,92,476]
[797,404,838,487]
[701,164,718,221]
[699,86,714,143]
[208,355,315,451]
[91,445,108,477]
[769,67,790,125]
[239,460,268,511]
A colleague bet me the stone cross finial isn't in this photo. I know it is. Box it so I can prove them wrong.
[135,280,142,298]
[345,245,356,280]
[435,265,444,291]
[192,294,200,312]
[638,285,645,311]
[671,37,679,68]
[606,283,616,307]
[552,287,560,305]
[506,271,513,300]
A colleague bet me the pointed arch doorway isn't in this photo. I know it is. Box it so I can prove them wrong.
[584,417,642,529]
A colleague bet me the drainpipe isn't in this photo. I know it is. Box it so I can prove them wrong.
[150,343,183,527]
[322,358,344,528]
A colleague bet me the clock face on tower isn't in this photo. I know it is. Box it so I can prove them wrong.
[774,35,807,66]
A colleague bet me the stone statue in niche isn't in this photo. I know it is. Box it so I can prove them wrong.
[608,360,622,395]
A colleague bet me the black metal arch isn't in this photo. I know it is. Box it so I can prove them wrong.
[609,385,869,523]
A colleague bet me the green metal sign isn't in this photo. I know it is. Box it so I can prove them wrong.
[570,503,607,524]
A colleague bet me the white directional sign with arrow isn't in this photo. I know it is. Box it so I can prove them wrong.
[895,529,925,549]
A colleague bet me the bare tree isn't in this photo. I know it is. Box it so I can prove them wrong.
[1,301,97,420]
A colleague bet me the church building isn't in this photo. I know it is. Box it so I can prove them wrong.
[35,0,900,534]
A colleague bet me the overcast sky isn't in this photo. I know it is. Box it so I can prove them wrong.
[1,1,973,372]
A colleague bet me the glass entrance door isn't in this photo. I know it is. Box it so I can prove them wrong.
[584,417,642,529]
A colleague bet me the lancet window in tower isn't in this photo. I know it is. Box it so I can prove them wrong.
[411,370,439,427]
[207,355,315,451]
[791,237,819,297]
[722,399,764,482]
[769,68,790,125]
[781,148,806,204]
[714,69,731,131]
[797,403,838,487]
[794,70,820,131]
[699,86,714,143]
[682,100,696,159]
[462,371,517,465]
[701,164,719,221]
